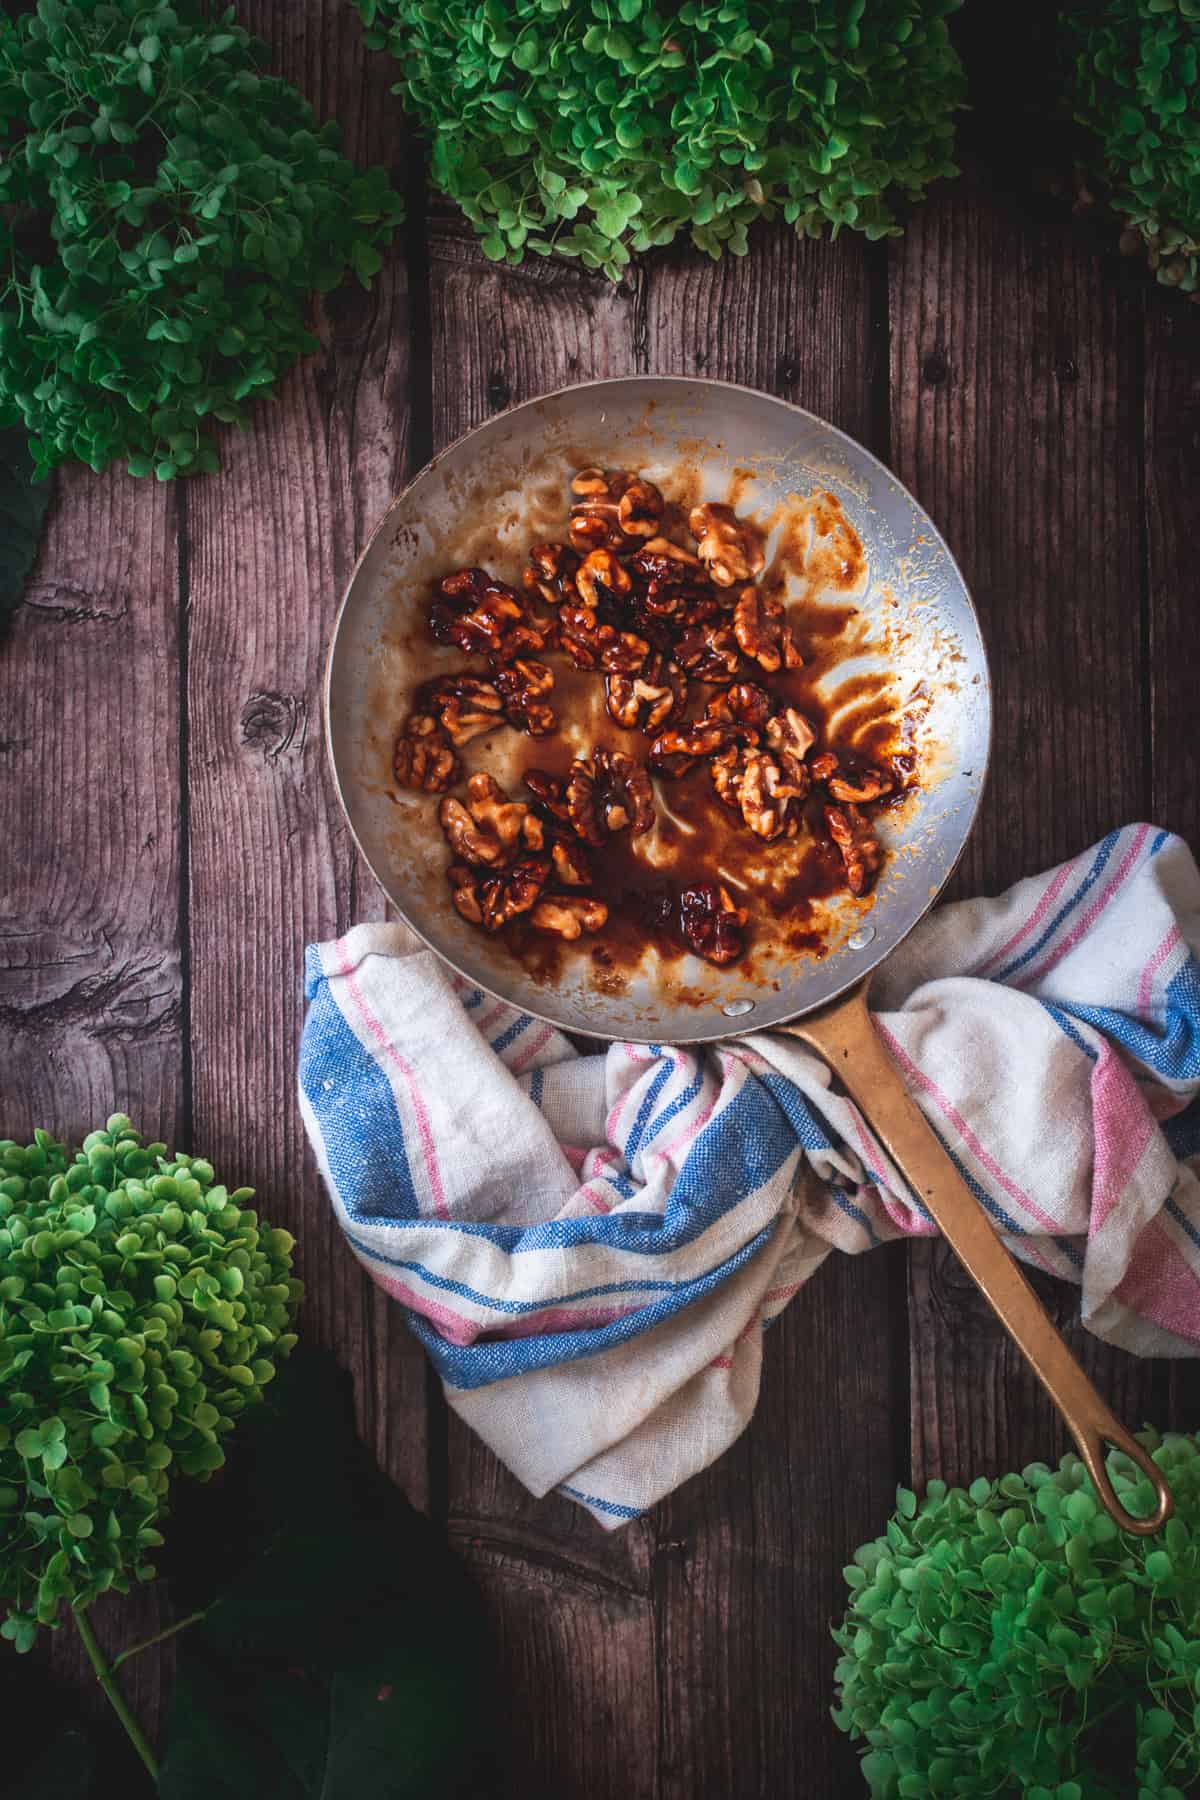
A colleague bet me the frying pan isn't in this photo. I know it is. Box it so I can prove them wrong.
[326,376,1170,1535]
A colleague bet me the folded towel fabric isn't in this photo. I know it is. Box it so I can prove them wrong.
[298,824,1200,1526]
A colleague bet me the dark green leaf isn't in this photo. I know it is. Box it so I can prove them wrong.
[0,431,51,645]
[159,1354,498,1800]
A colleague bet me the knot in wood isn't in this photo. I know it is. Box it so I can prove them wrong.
[241,690,306,760]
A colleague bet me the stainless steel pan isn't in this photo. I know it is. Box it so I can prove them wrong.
[326,376,1170,1534]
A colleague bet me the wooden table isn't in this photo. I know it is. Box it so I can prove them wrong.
[7,5,1200,1792]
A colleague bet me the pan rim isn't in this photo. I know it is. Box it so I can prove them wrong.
[324,373,993,1044]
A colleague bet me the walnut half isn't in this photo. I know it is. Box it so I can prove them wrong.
[825,804,883,897]
[766,707,816,763]
[414,673,505,747]
[732,587,802,676]
[531,896,609,939]
[689,502,766,587]
[605,655,685,734]
[439,772,544,867]
[493,658,557,737]
[737,748,808,841]
[393,714,459,792]
[524,542,579,606]
[566,749,655,842]
[679,882,748,967]
[649,717,738,777]
[448,856,550,931]
[429,567,545,663]
[811,750,894,803]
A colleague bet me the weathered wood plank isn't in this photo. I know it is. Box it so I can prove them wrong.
[183,0,427,1510]
[889,162,1168,1488]
[428,214,639,433]
[643,224,898,1800]
[639,223,885,434]
[452,1527,658,1800]
[890,164,1146,903]
[0,465,183,1741]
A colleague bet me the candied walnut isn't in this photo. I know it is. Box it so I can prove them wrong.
[575,547,632,610]
[634,535,701,574]
[438,772,543,867]
[568,510,620,556]
[680,882,748,967]
[479,856,552,931]
[675,583,731,630]
[628,538,704,614]
[810,749,895,803]
[551,838,593,887]
[674,621,743,684]
[523,769,572,822]
[393,714,458,792]
[825,804,884,897]
[415,673,505,747]
[766,706,816,763]
[531,896,609,939]
[570,467,627,500]
[629,580,685,623]
[524,542,579,606]
[732,587,802,675]
[559,597,649,673]
[493,658,556,736]
[705,681,771,737]
[430,567,544,663]
[709,744,749,810]
[566,749,655,843]
[738,748,808,842]
[649,717,739,777]
[827,768,893,803]
[617,478,665,538]
[689,502,766,587]
[569,467,635,554]
[447,861,484,926]
[605,655,685,734]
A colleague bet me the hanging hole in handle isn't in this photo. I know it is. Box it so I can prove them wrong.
[1083,1431,1173,1537]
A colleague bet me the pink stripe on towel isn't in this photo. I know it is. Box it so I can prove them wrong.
[1138,922,1182,1017]
[1019,825,1151,988]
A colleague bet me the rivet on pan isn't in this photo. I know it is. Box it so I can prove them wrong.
[723,999,755,1017]
[848,926,877,950]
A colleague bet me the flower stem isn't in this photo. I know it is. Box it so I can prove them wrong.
[113,1608,206,1669]
[71,1603,160,1783]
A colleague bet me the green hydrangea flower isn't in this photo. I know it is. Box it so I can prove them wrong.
[1067,0,1200,296]
[832,1434,1200,1798]
[0,1116,301,1650]
[0,0,403,479]
[357,0,965,281]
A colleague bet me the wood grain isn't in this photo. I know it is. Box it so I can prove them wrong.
[890,161,1147,904]
[639,222,884,438]
[888,162,1175,1491]
[642,226,899,1800]
[182,0,427,1511]
[0,466,182,1741]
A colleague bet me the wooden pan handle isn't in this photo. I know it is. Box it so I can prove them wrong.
[782,981,1172,1537]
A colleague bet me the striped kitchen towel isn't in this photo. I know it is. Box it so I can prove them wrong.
[298,825,1200,1527]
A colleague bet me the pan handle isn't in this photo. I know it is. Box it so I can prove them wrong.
[781,980,1172,1537]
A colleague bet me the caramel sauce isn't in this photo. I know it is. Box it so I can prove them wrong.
[415,487,914,992]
